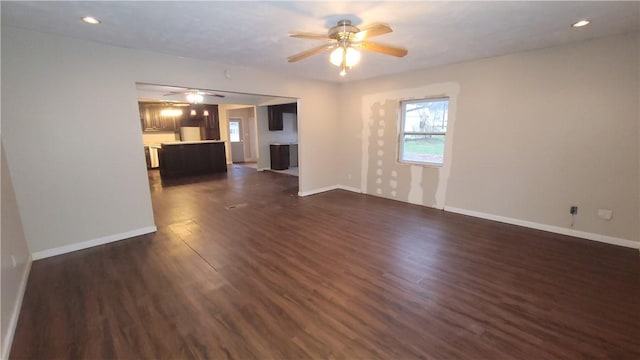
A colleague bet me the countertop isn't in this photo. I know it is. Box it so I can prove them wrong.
[270,143,298,146]
[161,140,225,146]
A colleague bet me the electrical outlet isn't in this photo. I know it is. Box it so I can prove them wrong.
[570,206,578,215]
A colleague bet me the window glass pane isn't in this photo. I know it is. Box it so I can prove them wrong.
[401,134,445,164]
[229,122,240,142]
[404,100,448,133]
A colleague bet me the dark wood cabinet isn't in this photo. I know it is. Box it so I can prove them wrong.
[139,102,220,139]
[200,105,220,140]
[270,144,290,170]
[159,141,227,178]
[139,102,181,132]
[268,106,283,131]
[268,103,297,131]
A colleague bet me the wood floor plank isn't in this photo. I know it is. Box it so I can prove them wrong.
[10,165,640,359]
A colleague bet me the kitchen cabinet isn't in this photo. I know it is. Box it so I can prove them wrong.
[139,102,181,132]
[139,102,220,139]
[268,103,297,131]
[270,144,290,170]
[268,106,283,131]
[200,105,221,140]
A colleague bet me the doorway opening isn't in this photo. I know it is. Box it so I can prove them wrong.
[135,82,300,187]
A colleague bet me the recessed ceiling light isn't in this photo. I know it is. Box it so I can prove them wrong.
[81,16,101,25]
[571,20,590,28]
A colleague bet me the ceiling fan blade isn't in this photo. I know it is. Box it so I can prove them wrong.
[163,91,183,96]
[289,32,334,42]
[357,41,408,57]
[354,23,393,41]
[288,44,335,63]
[200,91,225,98]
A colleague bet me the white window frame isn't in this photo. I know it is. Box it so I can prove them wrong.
[398,97,449,167]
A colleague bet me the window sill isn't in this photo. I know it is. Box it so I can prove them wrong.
[398,160,444,168]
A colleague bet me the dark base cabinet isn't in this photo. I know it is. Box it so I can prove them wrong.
[159,141,227,179]
[270,144,290,170]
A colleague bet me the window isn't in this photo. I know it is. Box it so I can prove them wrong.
[398,97,449,165]
[229,121,240,142]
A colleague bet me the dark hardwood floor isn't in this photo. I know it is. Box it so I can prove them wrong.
[10,165,640,359]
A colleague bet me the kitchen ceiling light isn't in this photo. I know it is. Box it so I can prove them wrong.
[203,110,210,116]
[81,16,101,25]
[190,109,196,116]
[571,19,590,28]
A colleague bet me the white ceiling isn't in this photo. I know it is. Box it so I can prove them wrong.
[2,1,639,83]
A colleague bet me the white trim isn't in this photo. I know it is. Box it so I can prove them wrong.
[444,206,640,249]
[336,185,362,193]
[31,226,157,260]
[298,184,361,197]
[256,167,268,172]
[2,255,32,360]
[298,185,339,197]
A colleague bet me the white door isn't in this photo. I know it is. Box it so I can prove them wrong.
[229,118,245,163]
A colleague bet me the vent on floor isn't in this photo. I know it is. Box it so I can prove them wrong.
[225,203,248,210]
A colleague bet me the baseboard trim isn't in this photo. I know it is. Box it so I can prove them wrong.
[31,226,158,260]
[444,206,639,249]
[336,185,362,193]
[298,184,361,197]
[298,185,339,197]
[2,255,32,360]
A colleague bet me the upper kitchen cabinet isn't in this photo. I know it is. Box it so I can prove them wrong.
[139,102,181,132]
[200,105,221,140]
[268,103,297,131]
[139,103,220,139]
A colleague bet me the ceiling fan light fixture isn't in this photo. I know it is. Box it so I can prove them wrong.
[186,93,204,104]
[81,16,101,25]
[329,46,361,68]
[571,19,590,28]
[329,47,344,66]
[289,19,406,77]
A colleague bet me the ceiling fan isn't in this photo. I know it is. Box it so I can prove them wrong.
[163,89,225,103]
[288,19,408,76]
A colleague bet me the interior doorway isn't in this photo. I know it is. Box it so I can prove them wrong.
[136,83,297,182]
[228,117,245,163]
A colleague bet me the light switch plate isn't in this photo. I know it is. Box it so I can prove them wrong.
[597,208,613,220]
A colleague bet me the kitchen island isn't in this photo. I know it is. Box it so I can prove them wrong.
[158,140,227,179]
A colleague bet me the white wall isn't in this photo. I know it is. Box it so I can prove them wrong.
[217,104,232,164]
[1,142,32,360]
[1,26,341,255]
[256,106,299,170]
[338,33,639,244]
